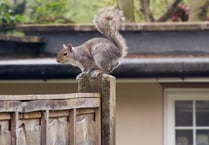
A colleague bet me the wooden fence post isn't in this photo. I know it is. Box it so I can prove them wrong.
[78,73,116,145]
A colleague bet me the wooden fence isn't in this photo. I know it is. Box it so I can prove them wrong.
[0,74,116,145]
[0,93,101,145]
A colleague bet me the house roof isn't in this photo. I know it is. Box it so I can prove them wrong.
[1,58,209,80]
[16,22,209,32]
[1,22,209,80]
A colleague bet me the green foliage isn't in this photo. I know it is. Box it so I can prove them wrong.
[24,0,117,23]
[0,0,25,31]
[66,0,117,23]
[0,0,16,29]
[0,0,195,25]
[27,0,67,23]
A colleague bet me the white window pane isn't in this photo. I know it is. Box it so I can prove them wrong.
[176,130,193,145]
[196,130,209,145]
[196,101,209,126]
[175,101,193,126]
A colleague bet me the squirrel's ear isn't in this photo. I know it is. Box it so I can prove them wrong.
[62,44,67,49]
[66,43,73,52]
[62,43,72,52]
[66,43,72,48]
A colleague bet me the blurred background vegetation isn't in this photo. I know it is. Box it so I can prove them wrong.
[0,0,208,31]
[0,0,190,24]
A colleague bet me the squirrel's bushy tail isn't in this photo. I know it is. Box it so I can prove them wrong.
[94,7,128,57]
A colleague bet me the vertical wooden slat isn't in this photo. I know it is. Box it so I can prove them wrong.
[41,110,49,145]
[95,108,101,145]
[11,111,19,145]
[69,109,76,145]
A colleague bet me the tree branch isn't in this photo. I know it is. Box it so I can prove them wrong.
[189,0,209,21]
[140,0,155,22]
[200,0,209,18]
[156,0,182,22]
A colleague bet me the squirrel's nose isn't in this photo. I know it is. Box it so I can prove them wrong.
[56,58,60,63]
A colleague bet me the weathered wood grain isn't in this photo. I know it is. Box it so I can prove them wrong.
[101,74,116,145]
[78,73,115,145]
[41,110,48,145]
[0,112,10,120]
[0,90,101,145]
[0,93,100,101]
[19,112,41,119]
[0,98,100,112]
[0,109,96,120]
[76,108,95,116]
[69,109,76,145]
[11,112,19,145]
[95,108,101,145]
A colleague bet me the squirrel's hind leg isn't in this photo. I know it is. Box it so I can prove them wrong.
[76,72,88,80]
[93,54,112,72]
[90,61,118,78]
[109,61,119,72]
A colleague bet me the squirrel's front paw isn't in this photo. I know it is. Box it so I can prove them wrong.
[90,70,103,78]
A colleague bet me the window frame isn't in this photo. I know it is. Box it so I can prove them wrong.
[164,88,209,145]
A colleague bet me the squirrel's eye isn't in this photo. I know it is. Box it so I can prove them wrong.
[63,52,68,56]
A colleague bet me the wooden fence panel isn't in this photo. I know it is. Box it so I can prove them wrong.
[0,93,100,145]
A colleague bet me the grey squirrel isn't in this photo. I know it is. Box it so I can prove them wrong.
[56,8,128,77]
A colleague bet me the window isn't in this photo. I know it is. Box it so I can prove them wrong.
[164,89,209,145]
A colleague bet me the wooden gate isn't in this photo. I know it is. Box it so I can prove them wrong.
[0,93,101,145]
